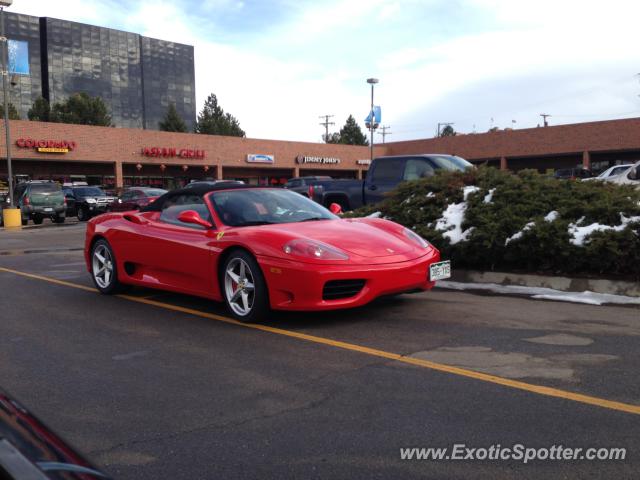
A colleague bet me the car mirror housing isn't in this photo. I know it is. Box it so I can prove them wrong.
[178,210,213,228]
[329,203,343,215]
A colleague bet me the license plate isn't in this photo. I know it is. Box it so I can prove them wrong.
[429,261,451,281]
[44,207,53,212]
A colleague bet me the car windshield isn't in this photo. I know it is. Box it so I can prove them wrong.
[74,187,105,196]
[211,188,337,227]
[611,166,631,176]
[142,188,167,197]
[429,155,474,171]
[30,183,59,192]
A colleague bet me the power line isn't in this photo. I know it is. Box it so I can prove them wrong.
[377,125,391,143]
[318,114,335,142]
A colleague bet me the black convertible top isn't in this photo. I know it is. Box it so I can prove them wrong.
[141,182,264,212]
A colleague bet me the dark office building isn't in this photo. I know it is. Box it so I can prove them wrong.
[2,12,196,130]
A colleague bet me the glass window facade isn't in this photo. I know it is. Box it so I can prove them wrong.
[2,13,195,130]
[2,12,43,121]
[141,37,196,132]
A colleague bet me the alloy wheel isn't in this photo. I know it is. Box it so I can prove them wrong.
[224,258,255,317]
[92,244,114,289]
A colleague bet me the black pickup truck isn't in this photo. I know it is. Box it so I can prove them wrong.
[63,185,115,221]
[309,154,473,210]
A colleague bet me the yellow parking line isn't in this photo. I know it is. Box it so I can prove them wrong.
[1,265,639,416]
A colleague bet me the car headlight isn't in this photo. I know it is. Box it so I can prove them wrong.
[403,227,431,248]
[86,198,96,203]
[283,239,349,260]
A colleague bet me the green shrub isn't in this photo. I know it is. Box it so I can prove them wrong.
[347,167,640,278]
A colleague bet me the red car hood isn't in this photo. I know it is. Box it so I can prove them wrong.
[258,219,416,259]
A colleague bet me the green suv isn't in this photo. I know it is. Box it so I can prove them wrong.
[13,181,66,225]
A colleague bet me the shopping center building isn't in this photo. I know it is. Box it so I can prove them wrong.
[2,116,640,190]
[0,120,376,190]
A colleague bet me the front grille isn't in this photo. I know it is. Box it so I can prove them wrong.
[322,279,366,300]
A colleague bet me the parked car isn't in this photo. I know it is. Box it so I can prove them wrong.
[0,191,9,227]
[284,176,332,196]
[553,167,592,180]
[582,164,633,182]
[0,386,112,479]
[85,183,449,322]
[63,185,115,221]
[108,187,167,212]
[308,154,473,210]
[13,180,66,225]
[609,161,640,188]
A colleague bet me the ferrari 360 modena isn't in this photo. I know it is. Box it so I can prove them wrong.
[84,183,451,322]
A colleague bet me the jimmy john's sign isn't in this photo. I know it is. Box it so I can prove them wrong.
[295,155,341,165]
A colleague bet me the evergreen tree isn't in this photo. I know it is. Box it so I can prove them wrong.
[0,102,20,120]
[28,96,50,121]
[195,93,245,137]
[440,125,456,137]
[324,132,341,144]
[159,103,187,132]
[337,115,368,146]
[50,92,112,126]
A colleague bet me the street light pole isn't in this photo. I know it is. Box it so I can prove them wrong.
[366,77,378,163]
[0,1,14,208]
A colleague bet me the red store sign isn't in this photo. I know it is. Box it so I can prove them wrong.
[142,147,205,159]
[16,138,77,150]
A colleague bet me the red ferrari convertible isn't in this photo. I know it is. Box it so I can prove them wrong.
[84,183,450,322]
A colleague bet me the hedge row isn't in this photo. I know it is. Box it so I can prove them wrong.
[347,167,640,278]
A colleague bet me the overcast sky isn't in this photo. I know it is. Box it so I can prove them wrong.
[14,0,640,142]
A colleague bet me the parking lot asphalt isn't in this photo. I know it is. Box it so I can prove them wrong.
[1,224,639,479]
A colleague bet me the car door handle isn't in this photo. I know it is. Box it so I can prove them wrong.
[368,185,377,191]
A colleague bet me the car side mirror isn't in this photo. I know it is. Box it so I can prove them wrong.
[329,203,343,215]
[629,165,640,180]
[178,210,213,228]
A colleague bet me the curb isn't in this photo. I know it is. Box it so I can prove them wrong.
[450,270,639,297]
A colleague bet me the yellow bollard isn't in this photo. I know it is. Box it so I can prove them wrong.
[2,208,22,228]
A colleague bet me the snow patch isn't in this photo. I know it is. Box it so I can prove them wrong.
[436,281,640,306]
[463,185,480,201]
[544,211,559,222]
[401,194,415,205]
[483,188,496,204]
[367,211,382,218]
[505,222,535,245]
[425,192,435,198]
[435,202,473,244]
[568,214,640,246]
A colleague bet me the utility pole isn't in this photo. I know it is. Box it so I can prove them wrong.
[319,114,335,142]
[436,122,454,137]
[377,125,391,143]
[1,1,13,209]
[366,78,379,163]
[540,113,551,127]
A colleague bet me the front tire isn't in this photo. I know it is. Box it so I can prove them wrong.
[91,239,124,294]
[221,251,269,323]
[52,214,65,224]
[77,207,88,221]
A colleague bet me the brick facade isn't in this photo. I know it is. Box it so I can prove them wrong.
[2,117,640,188]
[385,117,640,171]
[0,120,381,187]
